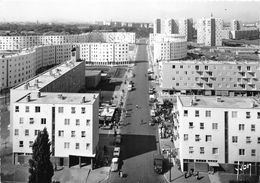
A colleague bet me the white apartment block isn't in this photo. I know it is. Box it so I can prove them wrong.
[176,95,260,174]
[0,32,136,51]
[231,20,241,31]
[178,18,193,41]
[153,34,187,62]
[0,44,74,91]
[159,60,260,96]
[13,92,99,166]
[164,18,179,34]
[79,43,129,65]
[154,19,162,34]
[197,17,223,46]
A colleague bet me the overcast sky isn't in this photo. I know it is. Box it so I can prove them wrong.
[0,0,259,23]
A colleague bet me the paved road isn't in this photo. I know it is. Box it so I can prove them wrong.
[108,41,167,183]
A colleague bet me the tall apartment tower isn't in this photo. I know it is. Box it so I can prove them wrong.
[164,18,179,34]
[179,18,193,41]
[154,18,162,34]
[231,19,241,31]
[197,17,223,46]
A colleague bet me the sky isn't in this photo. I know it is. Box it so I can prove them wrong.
[0,0,260,23]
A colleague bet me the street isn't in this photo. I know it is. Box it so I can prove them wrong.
[108,41,167,183]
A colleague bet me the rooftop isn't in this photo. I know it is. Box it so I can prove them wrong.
[14,59,82,91]
[178,95,260,109]
[85,70,102,76]
[162,59,260,65]
[16,92,98,105]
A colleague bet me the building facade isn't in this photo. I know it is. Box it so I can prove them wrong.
[230,29,260,40]
[179,18,193,41]
[231,20,241,31]
[176,95,260,174]
[159,60,260,96]
[197,17,223,46]
[154,19,162,34]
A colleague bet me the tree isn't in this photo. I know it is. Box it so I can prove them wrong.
[28,128,54,183]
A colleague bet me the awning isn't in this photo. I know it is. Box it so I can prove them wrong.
[208,162,219,167]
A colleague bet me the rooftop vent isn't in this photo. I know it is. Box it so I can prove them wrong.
[93,95,96,99]
[24,82,29,89]
[37,91,41,98]
[27,94,31,102]
[58,94,64,100]
[82,96,85,103]
[216,97,222,103]
[251,101,257,108]
[49,70,53,76]
[190,99,194,106]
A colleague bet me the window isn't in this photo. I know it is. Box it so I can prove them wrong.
[58,107,64,113]
[205,110,211,117]
[189,147,194,154]
[184,110,188,117]
[212,123,218,130]
[172,65,175,69]
[25,106,29,112]
[258,137,260,144]
[246,112,251,119]
[71,131,76,137]
[246,136,251,143]
[251,124,255,132]
[195,135,200,141]
[239,149,245,156]
[189,122,194,129]
[200,147,205,154]
[86,119,90,126]
[58,130,64,137]
[195,110,199,117]
[200,123,204,130]
[76,119,80,126]
[15,129,19,136]
[232,136,238,143]
[71,107,76,114]
[81,131,86,137]
[232,111,237,118]
[184,134,188,141]
[75,143,80,150]
[19,141,23,147]
[25,129,29,136]
[35,106,40,113]
[239,124,245,131]
[206,135,212,142]
[19,117,24,124]
[257,112,260,119]
[81,107,86,114]
[64,142,70,149]
[251,149,256,156]
[64,119,70,125]
[41,118,46,124]
[29,118,34,124]
[29,141,33,147]
[15,106,19,112]
[86,143,90,149]
[212,148,218,155]
[34,130,39,136]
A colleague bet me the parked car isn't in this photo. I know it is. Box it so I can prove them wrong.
[113,147,120,157]
[115,134,122,145]
[111,157,119,172]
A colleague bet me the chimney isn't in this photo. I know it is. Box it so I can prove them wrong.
[34,83,39,89]
[93,95,96,99]
[35,79,38,84]
[27,95,31,102]
[49,70,53,75]
[82,96,85,103]
[37,91,41,98]
[24,82,29,89]
[58,94,63,99]
[251,101,257,108]
[190,99,194,106]
[193,95,197,102]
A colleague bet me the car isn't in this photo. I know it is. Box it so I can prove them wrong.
[113,147,120,157]
[115,134,122,145]
[111,157,119,172]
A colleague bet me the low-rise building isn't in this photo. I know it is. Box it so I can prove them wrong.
[176,95,260,173]
[231,29,260,40]
[85,70,101,89]
[159,60,260,96]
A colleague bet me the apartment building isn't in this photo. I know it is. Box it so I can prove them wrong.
[179,18,193,41]
[154,18,162,34]
[176,95,260,174]
[197,17,223,46]
[153,34,187,62]
[159,60,260,96]
[0,44,74,91]
[102,32,136,44]
[231,29,260,40]
[231,19,241,31]
[164,18,179,34]
[79,43,129,65]
[13,92,99,167]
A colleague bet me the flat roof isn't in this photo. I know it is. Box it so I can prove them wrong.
[14,60,82,90]
[178,95,260,109]
[161,60,260,65]
[85,70,101,76]
[16,92,98,105]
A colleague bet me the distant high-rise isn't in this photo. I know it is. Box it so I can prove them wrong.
[164,18,179,34]
[154,18,162,34]
[231,19,241,31]
[197,17,223,46]
[179,18,193,41]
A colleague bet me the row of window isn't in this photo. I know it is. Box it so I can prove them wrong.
[172,65,256,71]
[18,141,90,150]
[188,147,256,156]
[18,117,46,125]
[15,129,40,136]
[184,110,260,119]
[188,122,218,129]
[58,130,87,138]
